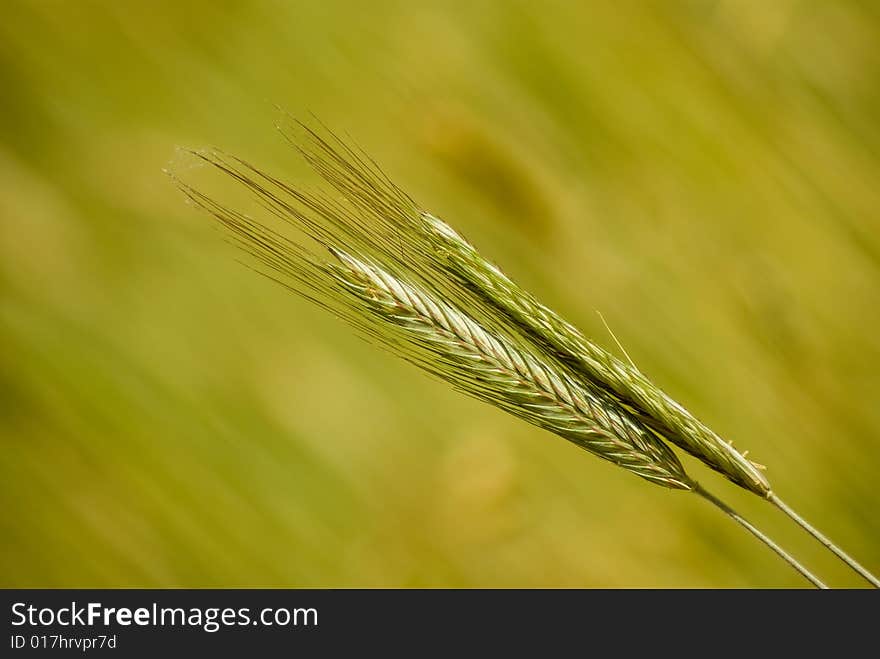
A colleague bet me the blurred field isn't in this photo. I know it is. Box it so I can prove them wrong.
[1,0,879,587]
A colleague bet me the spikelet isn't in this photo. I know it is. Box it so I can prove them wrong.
[170,157,693,490]
[265,122,770,497]
[327,248,694,490]
[419,211,771,497]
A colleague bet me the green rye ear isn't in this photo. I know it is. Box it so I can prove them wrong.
[171,121,879,588]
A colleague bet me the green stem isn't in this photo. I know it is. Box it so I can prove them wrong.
[694,484,827,589]
[768,492,879,589]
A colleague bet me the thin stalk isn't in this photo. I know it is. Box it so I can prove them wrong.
[768,493,879,588]
[694,485,827,589]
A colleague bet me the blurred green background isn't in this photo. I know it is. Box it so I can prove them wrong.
[2,0,878,588]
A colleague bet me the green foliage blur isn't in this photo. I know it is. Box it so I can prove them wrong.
[2,0,878,587]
